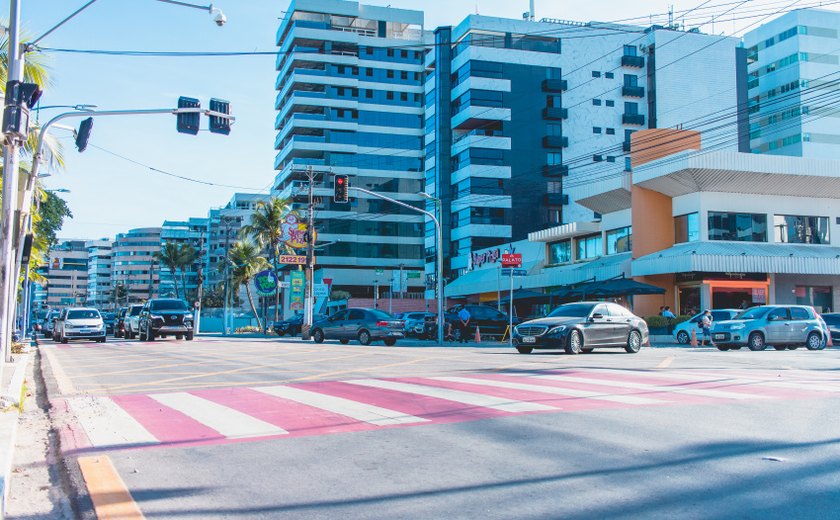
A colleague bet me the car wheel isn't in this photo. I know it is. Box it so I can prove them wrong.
[312,329,324,343]
[581,347,594,353]
[516,346,533,354]
[358,330,372,346]
[60,335,68,344]
[176,334,183,340]
[99,337,106,343]
[565,330,582,355]
[806,332,822,350]
[147,328,155,342]
[625,330,642,353]
[716,345,730,351]
[384,338,397,346]
[676,331,690,344]
[339,339,349,344]
[185,332,194,341]
[748,332,766,351]
[787,345,798,350]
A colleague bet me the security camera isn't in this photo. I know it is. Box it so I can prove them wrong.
[210,6,227,26]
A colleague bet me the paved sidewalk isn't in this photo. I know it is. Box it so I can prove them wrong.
[0,351,32,520]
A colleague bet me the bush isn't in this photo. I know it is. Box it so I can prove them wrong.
[644,315,668,328]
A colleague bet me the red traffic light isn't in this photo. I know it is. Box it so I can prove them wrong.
[334,174,349,203]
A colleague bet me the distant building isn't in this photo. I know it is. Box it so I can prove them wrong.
[45,240,89,307]
[111,228,162,305]
[160,218,209,303]
[86,239,113,308]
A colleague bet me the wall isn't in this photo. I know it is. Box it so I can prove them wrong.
[773,274,840,311]
[630,128,701,168]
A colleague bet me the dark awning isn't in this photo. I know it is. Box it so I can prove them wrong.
[551,278,665,300]
[498,289,553,305]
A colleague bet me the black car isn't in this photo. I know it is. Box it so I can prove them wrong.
[513,302,649,355]
[819,313,840,345]
[443,304,518,340]
[273,313,327,336]
[114,307,127,338]
[102,312,116,335]
[137,298,194,341]
[311,308,404,346]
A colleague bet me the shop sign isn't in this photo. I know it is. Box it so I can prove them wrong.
[254,270,278,296]
[676,272,768,283]
[471,248,500,269]
[752,287,767,303]
[289,271,305,310]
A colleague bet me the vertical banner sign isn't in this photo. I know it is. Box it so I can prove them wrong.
[290,271,306,310]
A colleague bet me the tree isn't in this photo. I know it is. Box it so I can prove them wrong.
[154,243,182,299]
[240,197,291,325]
[228,241,269,332]
[32,190,72,251]
[177,243,199,301]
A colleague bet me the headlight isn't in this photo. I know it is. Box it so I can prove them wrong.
[185,313,194,320]
[64,322,74,329]
[151,314,164,320]
[730,323,745,330]
[547,325,567,335]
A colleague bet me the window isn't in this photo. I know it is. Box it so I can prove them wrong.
[593,99,602,106]
[790,307,811,320]
[623,45,638,57]
[337,87,345,96]
[387,48,394,57]
[401,50,408,58]
[365,47,373,55]
[774,215,830,244]
[625,102,639,114]
[675,213,699,243]
[366,68,373,77]
[606,100,615,107]
[547,152,562,165]
[400,92,408,101]
[593,127,602,134]
[709,212,768,242]
[546,124,562,136]
[387,91,394,100]
[549,240,572,264]
[338,65,345,74]
[547,181,562,193]
[606,156,616,163]
[387,70,394,78]
[606,128,615,135]
[606,226,632,254]
[577,234,603,260]
[624,74,638,87]
[605,72,614,79]
[592,71,601,78]
[593,155,603,162]
[365,89,373,99]
[401,70,408,80]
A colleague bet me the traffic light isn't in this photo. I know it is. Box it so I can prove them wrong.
[209,98,231,135]
[2,81,42,142]
[176,96,201,135]
[75,117,93,152]
[334,174,349,203]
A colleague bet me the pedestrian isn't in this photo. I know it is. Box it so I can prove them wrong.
[700,309,714,347]
[659,306,665,316]
[662,306,676,334]
[457,306,471,343]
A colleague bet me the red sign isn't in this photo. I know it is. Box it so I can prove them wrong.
[501,253,522,268]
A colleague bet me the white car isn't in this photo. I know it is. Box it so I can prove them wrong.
[56,308,106,344]
[123,304,144,339]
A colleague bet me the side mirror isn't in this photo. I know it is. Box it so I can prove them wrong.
[589,313,603,321]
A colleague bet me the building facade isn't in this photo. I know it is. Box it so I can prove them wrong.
[111,228,162,305]
[44,240,89,307]
[744,9,840,158]
[86,239,113,309]
[160,218,209,303]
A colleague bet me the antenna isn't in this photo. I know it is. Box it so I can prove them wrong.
[530,0,535,21]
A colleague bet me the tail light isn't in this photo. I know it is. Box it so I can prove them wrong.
[376,321,389,327]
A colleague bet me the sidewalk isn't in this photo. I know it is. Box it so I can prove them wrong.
[0,350,33,520]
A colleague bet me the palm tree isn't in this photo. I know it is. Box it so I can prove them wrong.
[177,243,199,301]
[228,240,269,331]
[154,243,182,299]
[240,197,291,324]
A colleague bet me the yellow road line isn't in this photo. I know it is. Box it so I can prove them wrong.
[78,456,144,520]
[657,356,675,369]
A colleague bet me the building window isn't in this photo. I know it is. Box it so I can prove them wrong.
[547,181,562,193]
[366,47,374,55]
[709,212,767,242]
[547,152,562,165]
[774,215,830,244]
[401,49,408,58]
[592,71,601,78]
[365,89,373,99]
[593,127,602,134]
[593,154,603,162]
[605,72,614,79]
[623,45,638,57]
[549,240,572,264]
[593,99,602,106]
[674,213,699,243]
[606,156,616,162]
[338,65,345,74]
[577,234,603,260]
[400,92,408,101]
[366,68,373,77]
[387,48,394,57]
[606,226,632,254]
[606,128,615,135]
[606,100,615,107]
[387,70,394,78]
[401,70,408,80]
[625,102,639,114]
[624,74,638,87]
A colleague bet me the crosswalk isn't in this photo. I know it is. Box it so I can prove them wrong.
[58,369,840,453]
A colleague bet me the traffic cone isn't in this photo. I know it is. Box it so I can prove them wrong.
[474,326,481,343]
[690,328,698,347]
[828,332,834,348]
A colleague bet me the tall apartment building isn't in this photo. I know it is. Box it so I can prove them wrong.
[160,218,209,302]
[426,15,745,284]
[86,239,113,308]
[744,9,840,158]
[45,240,89,307]
[273,0,428,297]
[111,228,162,305]
[206,193,269,293]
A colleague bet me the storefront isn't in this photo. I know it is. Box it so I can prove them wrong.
[675,272,769,314]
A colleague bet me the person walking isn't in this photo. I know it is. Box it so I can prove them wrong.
[457,306,471,343]
[700,309,714,347]
[662,306,676,335]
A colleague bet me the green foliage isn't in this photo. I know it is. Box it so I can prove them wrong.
[228,240,270,331]
[201,285,226,308]
[644,315,668,328]
[330,290,351,301]
[33,191,72,251]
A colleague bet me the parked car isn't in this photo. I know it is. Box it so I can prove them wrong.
[114,307,128,338]
[102,312,116,335]
[137,298,195,341]
[401,312,434,337]
[42,310,60,338]
[444,304,518,340]
[52,308,69,341]
[55,308,106,344]
[123,304,144,339]
[711,305,828,351]
[820,313,840,345]
[272,313,327,336]
[512,301,648,355]
[310,308,404,346]
[673,309,740,344]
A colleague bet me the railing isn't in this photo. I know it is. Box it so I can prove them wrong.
[542,107,568,120]
[543,135,568,148]
[542,79,568,92]
[621,55,645,68]
[621,85,645,98]
[622,113,646,126]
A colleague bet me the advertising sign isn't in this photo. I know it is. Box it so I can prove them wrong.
[313,283,329,298]
[289,271,305,310]
[501,253,522,268]
[281,212,316,249]
[279,254,307,265]
[254,270,278,296]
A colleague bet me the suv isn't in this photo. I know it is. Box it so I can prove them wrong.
[52,308,69,341]
[712,305,828,351]
[123,304,144,339]
[55,308,106,344]
[42,310,60,338]
[137,298,195,341]
[444,305,517,340]
[114,307,128,338]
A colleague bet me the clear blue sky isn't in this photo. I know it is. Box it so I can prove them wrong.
[8,0,838,239]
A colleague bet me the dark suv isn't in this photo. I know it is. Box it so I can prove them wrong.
[443,304,518,340]
[138,298,194,341]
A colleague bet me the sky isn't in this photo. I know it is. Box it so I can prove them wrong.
[8,0,840,240]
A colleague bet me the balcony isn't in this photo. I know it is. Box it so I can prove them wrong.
[543,164,569,177]
[543,193,569,206]
[621,85,645,98]
[622,141,631,152]
[621,55,645,68]
[542,79,568,92]
[622,113,645,126]
[543,135,568,148]
[542,107,568,120]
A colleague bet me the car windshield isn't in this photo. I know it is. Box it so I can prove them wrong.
[151,300,188,311]
[104,313,116,320]
[368,309,396,320]
[735,307,771,320]
[67,310,100,320]
[128,306,143,316]
[548,303,596,318]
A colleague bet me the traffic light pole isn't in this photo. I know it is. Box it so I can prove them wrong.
[302,166,316,340]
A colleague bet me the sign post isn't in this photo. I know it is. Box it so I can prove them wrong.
[501,253,523,349]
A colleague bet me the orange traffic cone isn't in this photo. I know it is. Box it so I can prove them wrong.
[828,332,834,348]
[690,328,698,347]
[474,326,481,343]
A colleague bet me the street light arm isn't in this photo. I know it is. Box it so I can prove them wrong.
[156,0,214,12]
[29,0,99,48]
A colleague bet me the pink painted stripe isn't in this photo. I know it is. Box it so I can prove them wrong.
[192,387,374,436]
[111,394,222,445]
[292,381,510,423]
[55,398,92,453]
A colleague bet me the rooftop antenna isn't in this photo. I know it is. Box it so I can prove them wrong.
[668,4,674,28]
[530,0,536,20]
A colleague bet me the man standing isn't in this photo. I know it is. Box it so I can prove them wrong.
[457,306,471,343]
[662,306,676,335]
[700,309,714,347]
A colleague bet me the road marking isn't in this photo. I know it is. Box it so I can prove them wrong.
[347,379,557,412]
[253,385,429,426]
[433,376,663,405]
[148,392,288,439]
[78,456,145,520]
[528,374,768,400]
[43,346,77,395]
[657,356,674,369]
[67,396,157,447]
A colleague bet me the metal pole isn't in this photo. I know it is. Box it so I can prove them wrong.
[302,166,315,340]
[373,280,378,309]
[222,221,230,336]
[509,267,514,349]
[388,270,393,314]
[497,265,501,311]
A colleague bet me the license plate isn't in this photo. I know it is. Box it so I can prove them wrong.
[714,334,725,340]
[80,329,92,334]
[522,336,536,343]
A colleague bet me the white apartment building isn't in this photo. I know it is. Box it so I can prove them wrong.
[86,239,113,308]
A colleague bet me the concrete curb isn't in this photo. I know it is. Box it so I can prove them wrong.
[0,353,32,520]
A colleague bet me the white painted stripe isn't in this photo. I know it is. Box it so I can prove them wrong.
[68,396,157,447]
[43,347,76,396]
[148,392,287,439]
[434,377,663,406]
[527,374,767,400]
[253,385,428,426]
[346,379,556,413]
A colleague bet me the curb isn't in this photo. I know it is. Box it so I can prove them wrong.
[0,353,32,520]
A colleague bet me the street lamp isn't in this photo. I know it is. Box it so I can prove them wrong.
[418,192,445,345]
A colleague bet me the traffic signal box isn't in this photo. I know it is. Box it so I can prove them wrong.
[334,174,349,203]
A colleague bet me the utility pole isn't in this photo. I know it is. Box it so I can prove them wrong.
[221,217,233,336]
[302,166,316,340]
[148,259,156,299]
[195,235,205,334]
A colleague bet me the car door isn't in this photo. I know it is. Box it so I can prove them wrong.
[788,307,812,343]
[765,307,791,344]
[583,304,612,345]
[607,304,633,345]
[323,310,347,338]
[346,309,366,338]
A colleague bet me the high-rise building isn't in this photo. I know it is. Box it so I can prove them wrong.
[206,193,269,295]
[86,239,113,308]
[111,228,162,305]
[44,240,89,307]
[273,0,428,297]
[744,9,840,158]
[160,218,209,303]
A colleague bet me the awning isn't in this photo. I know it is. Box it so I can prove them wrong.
[445,261,540,297]
[498,289,553,305]
[549,278,664,300]
[525,252,632,289]
[632,241,840,277]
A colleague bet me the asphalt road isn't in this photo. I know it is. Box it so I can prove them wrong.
[39,335,840,519]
